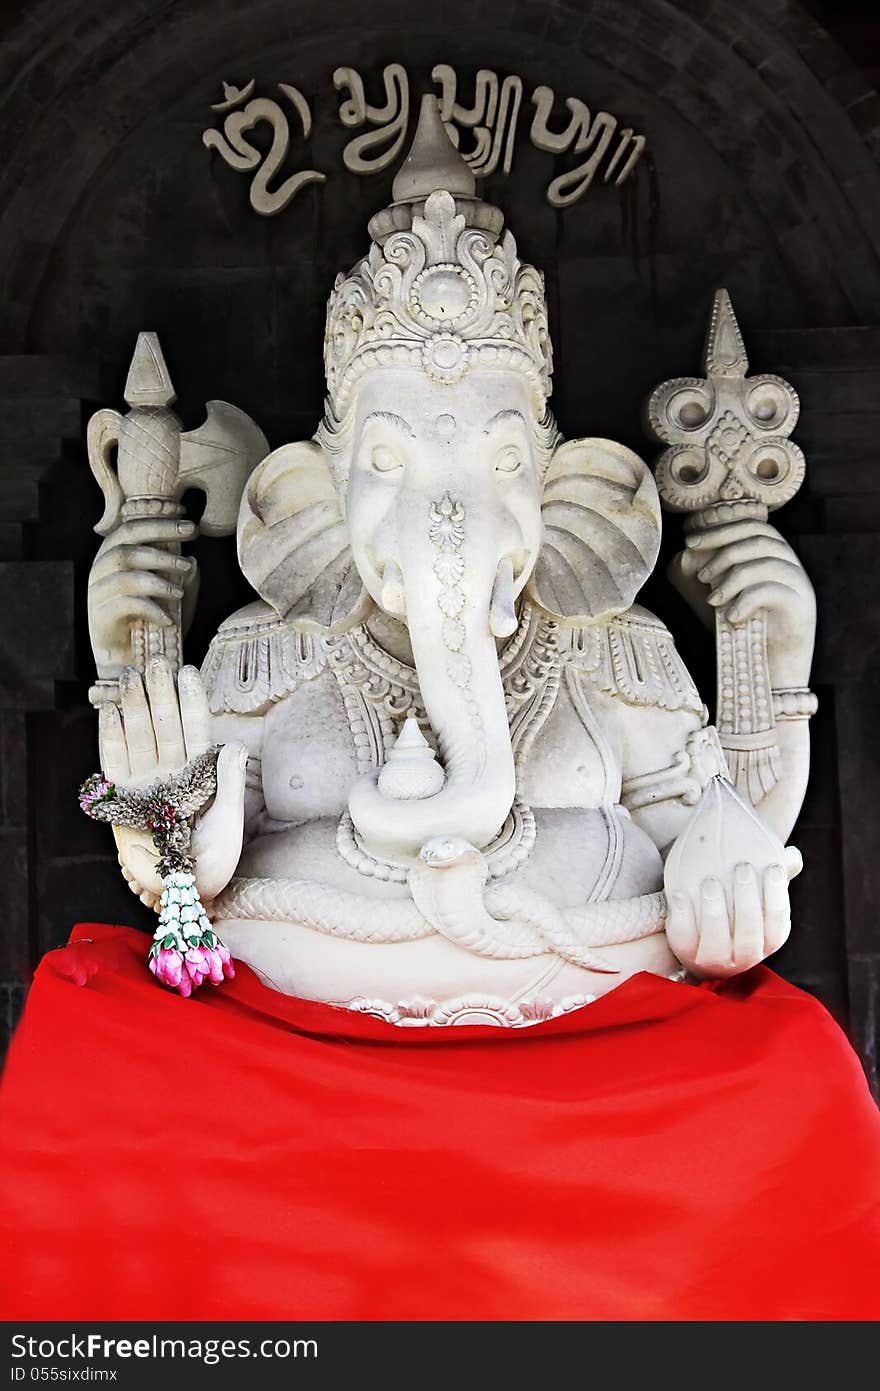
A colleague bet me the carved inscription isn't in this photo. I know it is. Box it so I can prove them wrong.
[204,66,646,215]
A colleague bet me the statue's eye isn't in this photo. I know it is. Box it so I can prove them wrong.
[496,446,523,474]
[371,445,403,473]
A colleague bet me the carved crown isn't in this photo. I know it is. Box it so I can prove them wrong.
[323,98,553,417]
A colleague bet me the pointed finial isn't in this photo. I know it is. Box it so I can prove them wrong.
[124,332,176,408]
[703,289,748,379]
[392,93,476,203]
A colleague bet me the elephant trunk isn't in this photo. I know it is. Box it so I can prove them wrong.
[347,490,517,861]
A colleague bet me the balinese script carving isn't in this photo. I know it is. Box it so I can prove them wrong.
[205,66,645,215]
[333,64,410,174]
[203,80,326,215]
[529,84,646,207]
[431,64,523,177]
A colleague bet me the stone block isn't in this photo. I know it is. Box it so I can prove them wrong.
[799,536,880,682]
[787,367,880,415]
[846,954,880,1102]
[36,855,153,960]
[0,396,81,444]
[826,496,880,532]
[0,710,27,829]
[750,326,880,371]
[808,454,880,499]
[0,355,105,400]
[0,826,29,980]
[834,677,880,957]
[0,561,75,706]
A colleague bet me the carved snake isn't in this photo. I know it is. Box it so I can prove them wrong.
[212,836,666,969]
[409,837,618,972]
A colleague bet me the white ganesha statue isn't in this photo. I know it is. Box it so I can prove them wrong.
[82,96,817,1026]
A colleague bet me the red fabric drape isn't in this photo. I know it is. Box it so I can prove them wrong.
[2,922,879,1321]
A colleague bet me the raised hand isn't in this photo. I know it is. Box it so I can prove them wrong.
[666,852,801,979]
[671,517,815,688]
[98,658,247,905]
[88,517,199,679]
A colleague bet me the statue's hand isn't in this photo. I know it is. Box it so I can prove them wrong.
[88,517,199,679]
[98,658,247,905]
[671,518,816,687]
[666,854,800,979]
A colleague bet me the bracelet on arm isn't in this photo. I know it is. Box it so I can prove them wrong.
[771,687,818,722]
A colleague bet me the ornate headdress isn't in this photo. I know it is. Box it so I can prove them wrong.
[323,95,553,418]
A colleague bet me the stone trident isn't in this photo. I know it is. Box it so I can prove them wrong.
[645,291,805,801]
[86,333,267,701]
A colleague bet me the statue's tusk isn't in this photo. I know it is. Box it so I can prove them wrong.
[489,556,517,638]
[380,559,407,617]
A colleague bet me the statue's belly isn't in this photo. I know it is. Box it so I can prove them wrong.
[217,807,679,1021]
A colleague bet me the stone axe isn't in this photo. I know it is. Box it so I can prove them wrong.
[86,332,268,702]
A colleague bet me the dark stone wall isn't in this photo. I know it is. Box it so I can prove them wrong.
[1,0,879,1093]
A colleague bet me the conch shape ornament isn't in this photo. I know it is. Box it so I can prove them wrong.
[377,717,445,800]
[664,774,789,915]
[323,188,552,414]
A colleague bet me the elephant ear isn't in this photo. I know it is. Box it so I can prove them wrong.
[238,439,371,633]
[526,437,662,625]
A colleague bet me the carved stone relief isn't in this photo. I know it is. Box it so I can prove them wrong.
[202,64,646,214]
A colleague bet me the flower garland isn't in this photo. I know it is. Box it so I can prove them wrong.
[78,748,234,997]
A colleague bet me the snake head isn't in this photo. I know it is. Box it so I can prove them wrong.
[418,836,483,870]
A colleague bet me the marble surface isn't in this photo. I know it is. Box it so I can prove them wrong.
[84,101,816,1018]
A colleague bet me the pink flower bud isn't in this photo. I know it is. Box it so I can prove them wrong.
[149,945,193,995]
[148,934,234,996]
[203,947,225,985]
[183,949,207,987]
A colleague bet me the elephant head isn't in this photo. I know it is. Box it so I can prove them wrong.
[238,369,660,861]
[237,97,661,865]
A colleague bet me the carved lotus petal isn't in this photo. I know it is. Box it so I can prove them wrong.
[664,774,788,914]
[446,653,472,687]
[433,552,465,584]
[442,618,465,651]
[437,587,465,617]
[430,518,465,549]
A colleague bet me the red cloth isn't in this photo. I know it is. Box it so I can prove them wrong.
[2,922,879,1321]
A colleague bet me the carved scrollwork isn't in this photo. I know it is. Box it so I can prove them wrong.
[646,291,804,516]
[323,188,553,416]
[569,610,705,716]
[340,991,599,1028]
[201,605,328,715]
